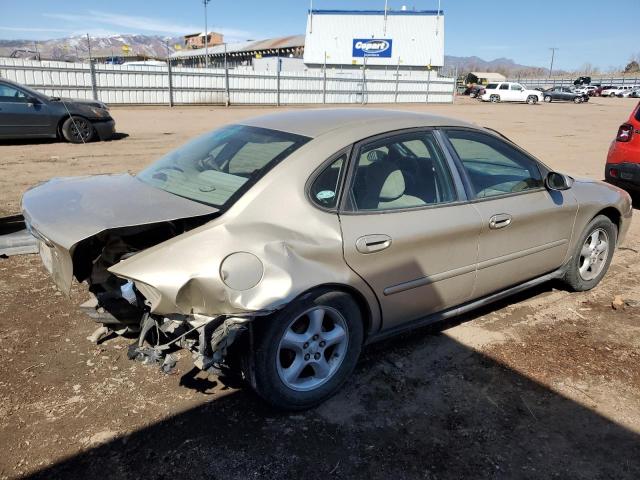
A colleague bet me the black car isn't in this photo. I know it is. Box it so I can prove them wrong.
[574,76,591,86]
[0,79,115,143]
[543,86,589,103]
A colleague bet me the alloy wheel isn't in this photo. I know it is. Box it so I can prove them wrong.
[276,306,349,392]
[578,228,610,281]
[70,118,92,142]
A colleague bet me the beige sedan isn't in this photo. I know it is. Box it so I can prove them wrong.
[22,109,632,409]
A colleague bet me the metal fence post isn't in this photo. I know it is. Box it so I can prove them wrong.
[167,60,174,107]
[451,66,457,104]
[276,57,281,106]
[361,56,367,105]
[394,57,400,103]
[224,45,230,106]
[426,69,431,103]
[89,60,98,101]
[322,51,327,104]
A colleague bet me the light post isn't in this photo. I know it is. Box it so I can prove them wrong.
[203,0,211,69]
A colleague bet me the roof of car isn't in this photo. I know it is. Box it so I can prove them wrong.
[239,108,474,138]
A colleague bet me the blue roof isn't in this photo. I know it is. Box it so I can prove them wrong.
[310,9,443,16]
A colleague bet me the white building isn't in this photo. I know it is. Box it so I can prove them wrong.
[303,9,445,69]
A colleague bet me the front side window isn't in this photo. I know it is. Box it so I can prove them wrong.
[0,84,27,102]
[510,84,523,91]
[138,125,310,208]
[445,129,543,199]
[348,131,456,212]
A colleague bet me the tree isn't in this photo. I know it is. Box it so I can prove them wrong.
[625,61,640,73]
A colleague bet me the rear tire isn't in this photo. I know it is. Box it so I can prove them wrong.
[526,95,538,104]
[563,215,617,292]
[544,95,552,103]
[61,116,95,143]
[490,94,500,103]
[248,289,363,410]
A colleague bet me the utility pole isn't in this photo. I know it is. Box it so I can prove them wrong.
[203,0,211,69]
[548,47,558,78]
[86,33,93,62]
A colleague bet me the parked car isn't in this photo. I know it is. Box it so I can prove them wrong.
[480,82,543,104]
[602,86,636,97]
[574,76,592,86]
[465,84,485,98]
[605,101,640,193]
[574,85,597,96]
[630,89,640,99]
[543,86,589,103]
[617,87,640,98]
[0,78,114,143]
[22,109,631,409]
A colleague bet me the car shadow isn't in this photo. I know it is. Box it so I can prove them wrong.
[23,279,640,480]
[0,132,128,145]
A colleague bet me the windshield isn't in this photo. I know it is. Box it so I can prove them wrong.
[137,125,310,208]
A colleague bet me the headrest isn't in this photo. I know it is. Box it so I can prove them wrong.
[366,161,406,202]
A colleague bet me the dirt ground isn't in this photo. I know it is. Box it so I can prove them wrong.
[1,98,639,479]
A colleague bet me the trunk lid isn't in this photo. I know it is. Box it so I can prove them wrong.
[22,174,218,292]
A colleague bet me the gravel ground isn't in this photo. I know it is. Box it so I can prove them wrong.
[0,97,639,479]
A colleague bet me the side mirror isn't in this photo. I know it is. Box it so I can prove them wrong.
[545,171,574,191]
[26,97,41,107]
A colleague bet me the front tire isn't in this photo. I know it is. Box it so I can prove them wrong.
[61,116,95,143]
[249,290,363,410]
[573,96,583,103]
[563,215,617,291]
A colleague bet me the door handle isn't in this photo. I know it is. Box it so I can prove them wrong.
[355,234,392,254]
[489,213,512,229]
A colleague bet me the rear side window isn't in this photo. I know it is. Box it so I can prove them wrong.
[635,104,640,122]
[485,83,498,90]
[347,130,456,212]
[445,129,543,199]
[310,153,346,209]
[499,84,509,90]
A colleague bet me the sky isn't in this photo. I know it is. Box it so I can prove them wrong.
[0,0,636,71]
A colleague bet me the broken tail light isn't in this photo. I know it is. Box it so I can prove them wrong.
[609,168,619,178]
[616,124,633,142]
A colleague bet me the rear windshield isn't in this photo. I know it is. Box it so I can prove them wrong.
[137,125,310,208]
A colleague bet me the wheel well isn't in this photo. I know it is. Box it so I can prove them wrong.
[294,284,374,340]
[595,207,621,236]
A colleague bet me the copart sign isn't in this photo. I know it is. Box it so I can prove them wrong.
[352,39,393,58]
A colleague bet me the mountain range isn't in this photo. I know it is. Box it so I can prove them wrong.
[0,34,548,75]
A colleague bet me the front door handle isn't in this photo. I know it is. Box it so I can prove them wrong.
[489,213,512,229]
[355,234,392,254]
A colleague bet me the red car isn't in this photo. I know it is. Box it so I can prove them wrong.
[605,101,640,193]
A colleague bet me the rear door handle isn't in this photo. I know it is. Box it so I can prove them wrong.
[355,234,392,254]
[489,213,512,229]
